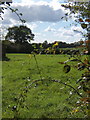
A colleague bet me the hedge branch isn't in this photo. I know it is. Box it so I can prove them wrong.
[28,78,83,97]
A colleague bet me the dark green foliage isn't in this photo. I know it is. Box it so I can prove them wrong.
[5,25,34,44]
[2,39,82,54]
[2,40,34,54]
[81,23,87,29]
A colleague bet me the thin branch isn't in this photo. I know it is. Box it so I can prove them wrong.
[69,55,90,71]
[28,78,83,97]
[33,54,43,80]
[1,4,26,24]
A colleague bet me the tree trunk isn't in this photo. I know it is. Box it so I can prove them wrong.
[2,44,6,59]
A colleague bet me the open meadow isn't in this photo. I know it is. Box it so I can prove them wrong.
[2,54,87,118]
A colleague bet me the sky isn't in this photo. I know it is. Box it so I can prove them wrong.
[0,0,87,43]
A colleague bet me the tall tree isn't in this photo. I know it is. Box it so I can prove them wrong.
[62,1,90,117]
[61,1,90,54]
[0,1,26,60]
[5,25,35,44]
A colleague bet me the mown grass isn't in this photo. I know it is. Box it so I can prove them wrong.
[2,54,87,118]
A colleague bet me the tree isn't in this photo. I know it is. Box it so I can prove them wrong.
[0,1,13,60]
[61,1,90,117]
[42,40,48,49]
[5,25,35,44]
[0,1,26,60]
[61,1,90,54]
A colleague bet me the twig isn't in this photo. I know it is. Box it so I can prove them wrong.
[3,4,26,24]
[28,78,83,97]
[69,55,90,71]
[33,54,43,80]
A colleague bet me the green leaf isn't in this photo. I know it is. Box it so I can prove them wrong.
[81,23,87,29]
[20,13,23,16]
[63,65,71,73]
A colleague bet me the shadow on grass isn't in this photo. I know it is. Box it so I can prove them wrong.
[0,56,10,61]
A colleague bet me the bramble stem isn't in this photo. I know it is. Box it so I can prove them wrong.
[28,78,82,97]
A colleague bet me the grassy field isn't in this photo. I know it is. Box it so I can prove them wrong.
[2,54,87,118]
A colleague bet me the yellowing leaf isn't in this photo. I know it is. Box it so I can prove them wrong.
[85,19,90,22]
[79,18,83,22]
[71,108,79,114]
[85,40,90,44]
[46,48,50,51]
[54,42,58,46]
[29,54,32,58]
[81,97,90,102]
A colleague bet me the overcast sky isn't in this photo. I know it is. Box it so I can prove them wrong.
[1,0,86,43]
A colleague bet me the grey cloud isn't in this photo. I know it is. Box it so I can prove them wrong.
[45,26,56,32]
[64,32,74,36]
[2,4,65,25]
[1,19,11,25]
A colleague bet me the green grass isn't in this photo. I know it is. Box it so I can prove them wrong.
[2,54,88,118]
[0,60,2,120]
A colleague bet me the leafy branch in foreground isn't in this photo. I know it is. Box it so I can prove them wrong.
[4,4,26,23]
[0,2,26,23]
[29,41,90,118]
[61,1,90,117]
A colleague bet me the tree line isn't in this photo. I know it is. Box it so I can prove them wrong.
[1,25,82,54]
[2,40,80,54]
